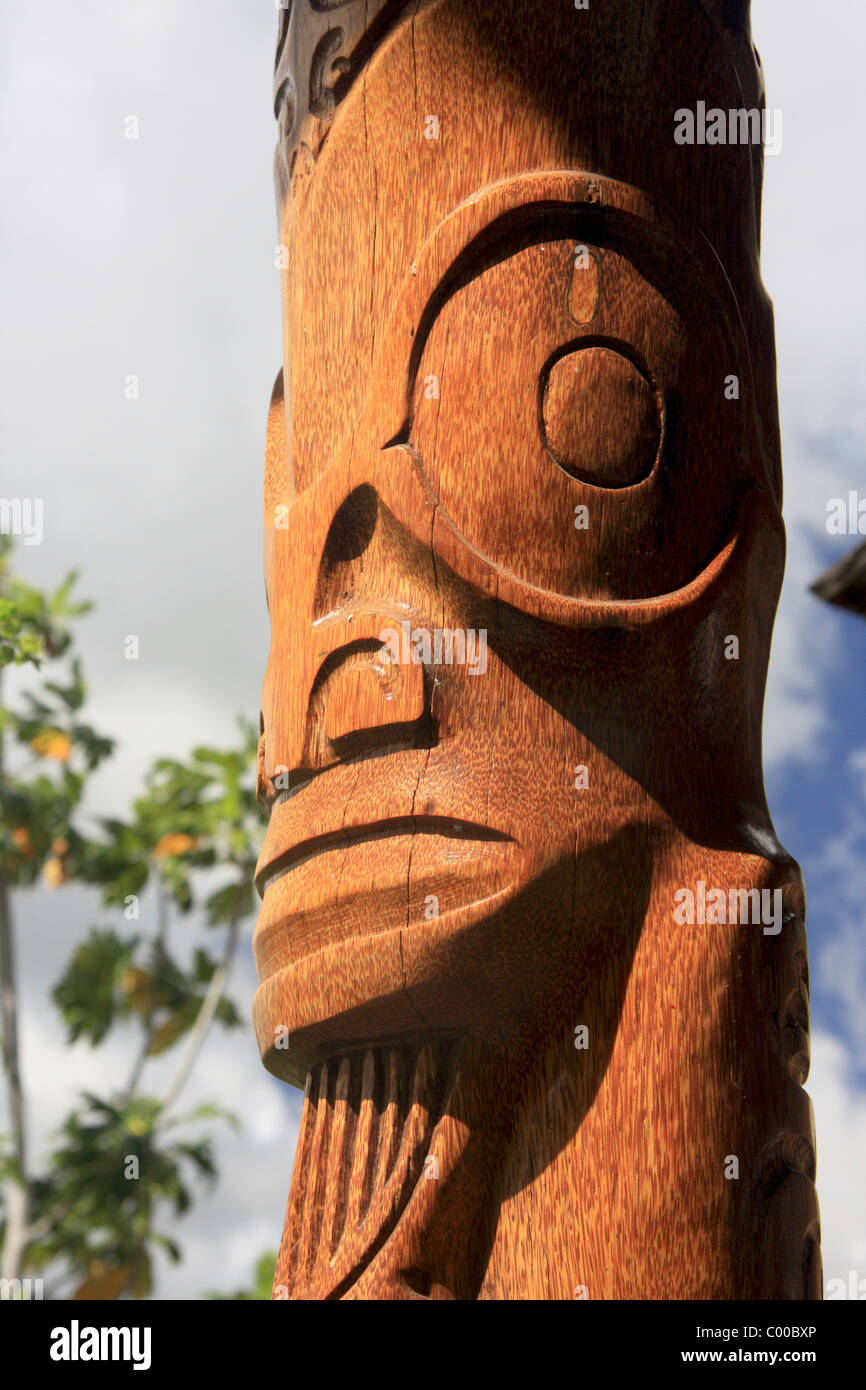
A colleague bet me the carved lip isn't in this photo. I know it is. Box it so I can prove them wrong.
[255,815,514,898]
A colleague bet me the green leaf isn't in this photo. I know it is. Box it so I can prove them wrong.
[205,880,256,926]
[52,929,140,1044]
[205,1250,277,1300]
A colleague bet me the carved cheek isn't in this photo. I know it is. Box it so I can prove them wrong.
[540,346,661,488]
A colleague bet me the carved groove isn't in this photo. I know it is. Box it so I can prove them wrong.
[755,1131,817,1201]
[777,910,812,1087]
[801,1219,822,1301]
[273,0,413,191]
[274,1042,454,1298]
[309,29,349,119]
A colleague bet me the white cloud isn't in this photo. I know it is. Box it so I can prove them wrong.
[810,1031,866,1291]
[812,745,866,1067]
[754,0,866,768]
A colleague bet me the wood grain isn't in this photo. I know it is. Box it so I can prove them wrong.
[254,0,820,1300]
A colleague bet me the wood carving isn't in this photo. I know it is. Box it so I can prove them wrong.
[254,0,821,1300]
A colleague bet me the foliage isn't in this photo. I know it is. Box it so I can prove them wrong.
[206,1250,277,1301]
[0,535,91,669]
[0,543,265,1298]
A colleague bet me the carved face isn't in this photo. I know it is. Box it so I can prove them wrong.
[253,172,782,1075]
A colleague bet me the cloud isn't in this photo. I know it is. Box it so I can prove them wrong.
[810,1031,866,1291]
[810,744,866,1068]
[754,0,866,769]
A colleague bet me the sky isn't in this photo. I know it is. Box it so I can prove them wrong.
[1,0,865,1298]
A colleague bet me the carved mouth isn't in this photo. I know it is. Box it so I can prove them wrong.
[255,815,514,898]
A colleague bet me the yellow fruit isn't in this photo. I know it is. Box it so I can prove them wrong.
[42,856,66,889]
[30,730,72,762]
[153,832,198,858]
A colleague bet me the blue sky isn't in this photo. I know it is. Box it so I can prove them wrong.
[1,0,865,1296]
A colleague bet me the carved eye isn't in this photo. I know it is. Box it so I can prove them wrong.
[539,345,661,488]
[402,230,736,601]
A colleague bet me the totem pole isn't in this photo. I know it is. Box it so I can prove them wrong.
[253,0,820,1300]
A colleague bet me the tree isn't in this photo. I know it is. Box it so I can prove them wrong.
[0,539,264,1297]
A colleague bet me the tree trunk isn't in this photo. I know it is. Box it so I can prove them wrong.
[0,665,29,1283]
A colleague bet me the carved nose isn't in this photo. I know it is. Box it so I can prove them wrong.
[260,480,446,798]
[262,623,432,801]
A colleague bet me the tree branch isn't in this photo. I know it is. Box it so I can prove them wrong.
[121,872,169,1105]
[158,908,241,1115]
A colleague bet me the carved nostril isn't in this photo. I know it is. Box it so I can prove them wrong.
[315,486,382,621]
[321,485,379,564]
